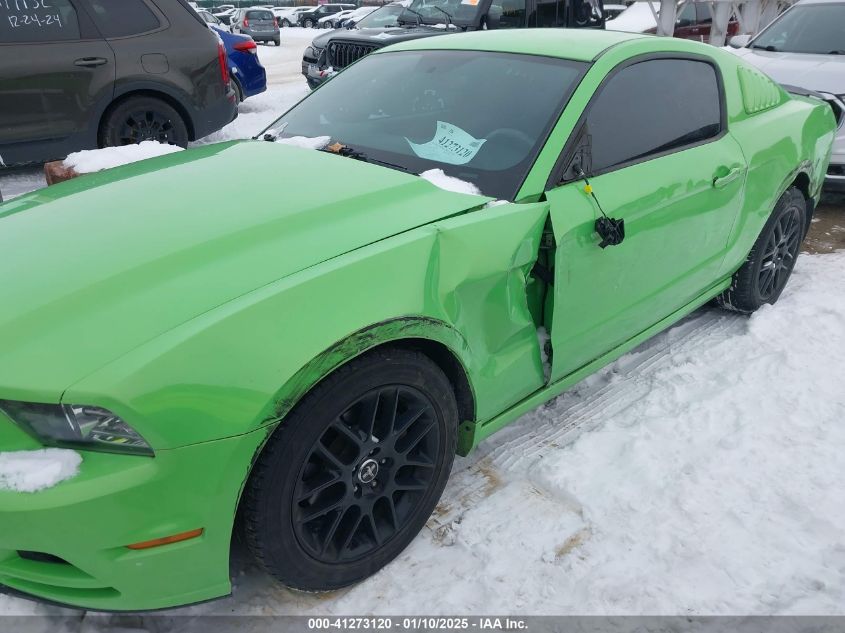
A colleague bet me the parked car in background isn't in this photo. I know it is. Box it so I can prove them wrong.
[0,29,835,614]
[231,8,281,45]
[318,8,356,28]
[0,0,237,166]
[337,5,378,27]
[298,3,356,28]
[606,0,739,41]
[198,10,268,103]
[212,6,237,24]
[727,0,844,191]
[274,6,312,26]
[302,0,604,88]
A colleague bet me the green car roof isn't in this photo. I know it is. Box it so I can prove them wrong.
[378,28,647,62]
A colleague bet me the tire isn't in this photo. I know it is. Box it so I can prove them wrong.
[232,78,245,105]
[717,187,806,313]
[99,96,189,148]
[242,348,458,591]
[274,37,281,46]
[282,18,291,27]
[304,18,314,27]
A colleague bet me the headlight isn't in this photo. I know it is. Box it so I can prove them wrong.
[0,400,154,456]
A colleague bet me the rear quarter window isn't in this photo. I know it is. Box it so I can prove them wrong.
[79,0,160,38]
[586,58,723,174]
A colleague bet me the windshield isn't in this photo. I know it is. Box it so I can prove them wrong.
[752,4,845,54]
[400,0,484,25]
[263,50,586,200]
[356,3,407,27]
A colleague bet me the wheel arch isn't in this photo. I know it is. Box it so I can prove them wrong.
[788,170,815,235]
[97,88,197,145]
[231,317,477,537]
[267,317,477,431]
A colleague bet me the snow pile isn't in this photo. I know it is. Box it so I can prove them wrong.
[0,449,82,493]
[275,135,331,150]
[63,141,183,174]
[420,169,482,196]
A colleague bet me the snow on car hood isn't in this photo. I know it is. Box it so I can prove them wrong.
[729,48,845,95]
[0,140,490,399]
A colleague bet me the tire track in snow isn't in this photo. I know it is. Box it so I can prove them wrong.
[428,306,747,530]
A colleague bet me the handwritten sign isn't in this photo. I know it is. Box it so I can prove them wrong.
[406,121,486,166]
[1,0,78,41]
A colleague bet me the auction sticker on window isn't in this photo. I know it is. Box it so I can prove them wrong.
[406,122,486,166]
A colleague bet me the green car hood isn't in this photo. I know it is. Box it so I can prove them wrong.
[0,140,489,400]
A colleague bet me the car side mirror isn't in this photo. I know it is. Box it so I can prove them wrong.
[729,34,752,48]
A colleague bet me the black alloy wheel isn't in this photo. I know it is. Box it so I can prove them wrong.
[292,385,441,563]
[756,204,802,301]
[717,186,807,313]
[242,348,458,591]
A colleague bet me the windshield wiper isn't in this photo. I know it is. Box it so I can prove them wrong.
[829,50,845,54]
[399,6,424,26]
[320,143,410,172]
[432,6,453,27]
[749,44,779,52]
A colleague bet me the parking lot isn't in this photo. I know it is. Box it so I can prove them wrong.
[1,19,844,624]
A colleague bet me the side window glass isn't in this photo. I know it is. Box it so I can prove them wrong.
[586,59,722,174]
[495,0,526,27]
[79,0,160,37]
[0,0,80,42]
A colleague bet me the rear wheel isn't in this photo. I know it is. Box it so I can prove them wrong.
[274,36,281,46]
[304,17,314,27]
[717,187,806,313]
[242,348,458,591]
[99,96,189,148]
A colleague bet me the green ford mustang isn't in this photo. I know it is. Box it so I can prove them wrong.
[0,29,836,611]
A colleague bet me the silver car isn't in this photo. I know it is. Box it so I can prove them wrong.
[231,8,281,46]
[728,0,845,191]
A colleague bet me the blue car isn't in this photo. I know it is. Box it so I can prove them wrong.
[197,10,267,102]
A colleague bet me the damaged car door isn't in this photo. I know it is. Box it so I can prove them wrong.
[544,56,747,380]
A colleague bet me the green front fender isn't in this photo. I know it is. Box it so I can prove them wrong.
[63,201,549,454]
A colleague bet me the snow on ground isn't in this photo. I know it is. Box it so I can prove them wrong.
[2,25,845,621]
[0,449,81,493]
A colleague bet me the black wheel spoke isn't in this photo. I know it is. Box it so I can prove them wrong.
[292,384,441,563]
[297,472,343,502]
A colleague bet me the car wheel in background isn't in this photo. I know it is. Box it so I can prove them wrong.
[281,18,291,26]
[304,18,314,27]
[232,78,245,104]
[242,348,458,591]
[99,96,189,148]
[717,187,806,313]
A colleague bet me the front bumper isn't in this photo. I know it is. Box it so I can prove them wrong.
[0,428,268,612]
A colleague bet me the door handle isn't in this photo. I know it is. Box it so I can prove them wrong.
[74,57,108,68]
[712,167,744,189]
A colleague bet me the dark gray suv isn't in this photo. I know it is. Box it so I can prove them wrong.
[0,0,237,166]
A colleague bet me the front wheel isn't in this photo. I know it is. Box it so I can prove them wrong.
[242,348,458,591]
[717,187,806,313]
